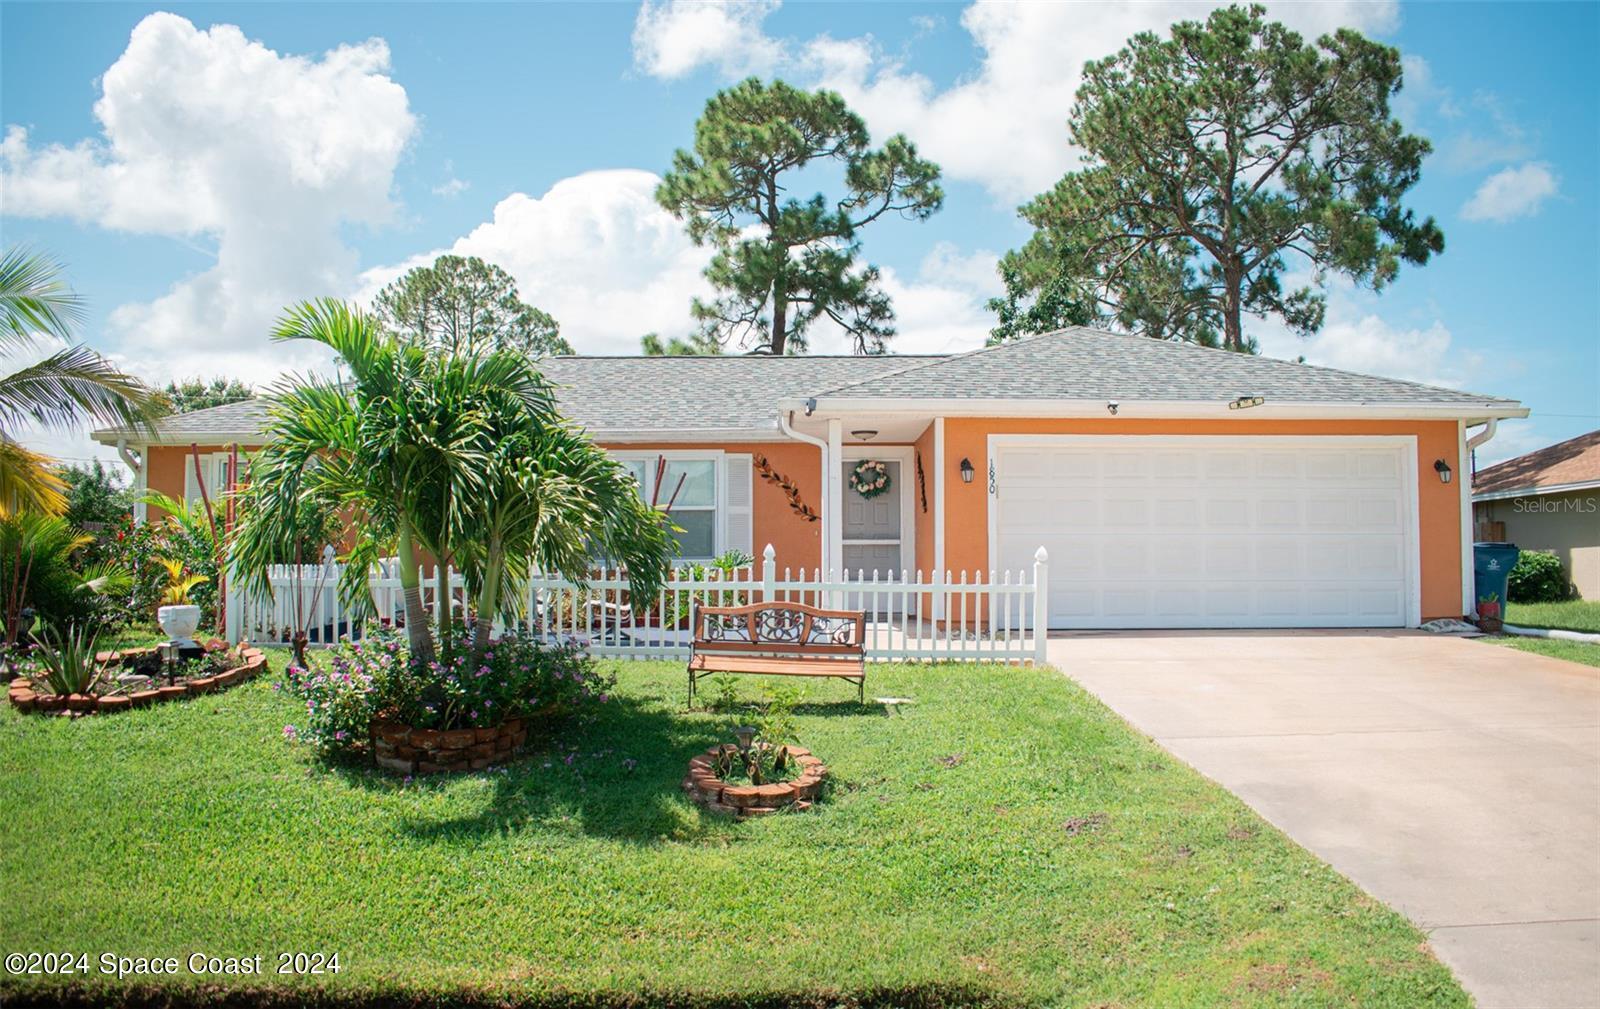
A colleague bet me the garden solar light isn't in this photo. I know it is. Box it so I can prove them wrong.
[734,725,757,751]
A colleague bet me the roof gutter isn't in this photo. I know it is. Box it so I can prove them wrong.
[783,397,1530,422]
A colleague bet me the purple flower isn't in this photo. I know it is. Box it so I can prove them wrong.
[283,725,298,741]
[598,693,609,703]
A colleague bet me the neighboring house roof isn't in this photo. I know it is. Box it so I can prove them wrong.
[806,328,1525,412]
[1473,429,1600,501]
[92,326,1526,446]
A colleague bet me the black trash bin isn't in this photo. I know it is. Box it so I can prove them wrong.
[1472,542,1520,630]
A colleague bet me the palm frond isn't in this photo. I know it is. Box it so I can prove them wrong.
[0,246,85,354]
[0,437,67,517]
[0,344,163,434]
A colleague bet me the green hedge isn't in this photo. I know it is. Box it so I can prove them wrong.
[1508,549,1569,603]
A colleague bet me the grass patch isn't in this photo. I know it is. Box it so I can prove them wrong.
[1486,636,1600,668]
[1505,599,1600,634]
[1,657,1466,1007]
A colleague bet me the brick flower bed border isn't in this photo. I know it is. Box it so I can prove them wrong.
[371,717,529,775]
[6,646,267,717]
[681,744,827,818]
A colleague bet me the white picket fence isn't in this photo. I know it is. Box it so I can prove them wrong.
[226,544,1050,664]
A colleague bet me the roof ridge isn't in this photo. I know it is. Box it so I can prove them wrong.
[543,353,951,361]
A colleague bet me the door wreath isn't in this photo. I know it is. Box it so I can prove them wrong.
[849,460,891,499]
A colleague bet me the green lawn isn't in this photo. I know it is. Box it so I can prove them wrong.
[1,657,1466,1007]
[1486,636,1600,668]
[1505,599,1600,633]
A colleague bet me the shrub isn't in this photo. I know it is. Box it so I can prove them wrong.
[0,514,115,641]
[281,624,612,756]
[1508,550,1569,603]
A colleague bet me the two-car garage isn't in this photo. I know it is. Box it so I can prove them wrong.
[991,436,1419,629]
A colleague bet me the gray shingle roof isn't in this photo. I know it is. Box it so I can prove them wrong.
[94,397,273,443]
[95,327,1522,444]
[96,355,933,443]
[810,328,1523,407]
[535,354,932,433]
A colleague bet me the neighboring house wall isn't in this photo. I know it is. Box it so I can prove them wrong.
[940,417,1467,621]
[1475,490,1600,599]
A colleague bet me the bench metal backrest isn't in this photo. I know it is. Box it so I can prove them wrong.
[692,601,865,659]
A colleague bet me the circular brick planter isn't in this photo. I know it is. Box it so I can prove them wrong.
[371,717,528,775]
[6,646,266,717]
[681,744,827,818]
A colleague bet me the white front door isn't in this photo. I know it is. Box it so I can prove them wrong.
[842,459,904,615]
[992,436,1417,629]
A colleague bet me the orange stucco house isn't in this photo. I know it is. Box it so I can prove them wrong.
[95,327,1528,629]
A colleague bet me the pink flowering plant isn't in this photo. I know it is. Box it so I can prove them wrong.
[280,622,611,755]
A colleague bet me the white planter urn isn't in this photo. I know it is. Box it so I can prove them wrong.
[157,604,202,644]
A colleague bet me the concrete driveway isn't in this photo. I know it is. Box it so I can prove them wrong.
[1049,630,1600,1009]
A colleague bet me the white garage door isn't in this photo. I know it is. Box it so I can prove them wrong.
[992,436,1417,629]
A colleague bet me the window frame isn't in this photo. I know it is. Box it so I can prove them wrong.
[610,449,726,563]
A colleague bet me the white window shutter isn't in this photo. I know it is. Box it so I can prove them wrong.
[722,454,753,559]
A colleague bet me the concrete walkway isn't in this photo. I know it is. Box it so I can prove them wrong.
[1050,630,1600,1008]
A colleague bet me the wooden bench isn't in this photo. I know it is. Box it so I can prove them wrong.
[687,601,866,707]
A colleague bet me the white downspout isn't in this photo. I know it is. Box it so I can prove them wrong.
[1466,417,1498,454]
[115,438,147,523]
[1460,418,1499,616]
[778,410,829,574]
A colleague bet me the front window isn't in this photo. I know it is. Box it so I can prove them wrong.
[617,454,720,561]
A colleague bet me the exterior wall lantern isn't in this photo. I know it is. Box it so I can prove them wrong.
[959,458,975,483]
[1434,458,1453,484]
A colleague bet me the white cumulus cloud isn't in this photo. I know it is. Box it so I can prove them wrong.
[0,12,417,383]
[1460,162,1559,223]
[359,170,714,356]
[632,0,785,79]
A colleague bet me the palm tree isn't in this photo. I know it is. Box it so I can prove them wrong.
[0,247,163,516]
[232,298,674,667]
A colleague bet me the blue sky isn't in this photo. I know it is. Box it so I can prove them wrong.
[3,1,1596,467]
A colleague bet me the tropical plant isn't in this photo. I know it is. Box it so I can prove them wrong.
[712,682,805,785]
[656,78,943,355]
[1,512,127,645]
[233,299,674,670]
[141,490,222,623]
[0,246,164,515]
[373,254,572,358]
[993,5,1443,351]
[29,622,102,696]
[157,558,207,606]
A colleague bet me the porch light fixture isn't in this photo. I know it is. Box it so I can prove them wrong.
[1433,458,1453,484]
[851,429,878,441]
[1106,400,1119,415]
[959,457,975,483]
[1229,395,1266,410]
